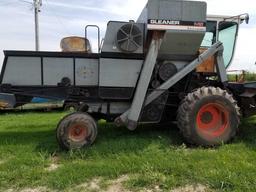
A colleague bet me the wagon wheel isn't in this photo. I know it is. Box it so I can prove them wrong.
[56,112,97,150]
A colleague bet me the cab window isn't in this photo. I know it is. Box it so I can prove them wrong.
[218,22,238,68]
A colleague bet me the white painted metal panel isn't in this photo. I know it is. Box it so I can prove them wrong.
[100,59,143,87]
[43,58,73,86]
[3,57,41,85]
[75,58,99,86]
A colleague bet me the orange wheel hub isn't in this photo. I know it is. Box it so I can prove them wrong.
[68,124,88,142]
[196,103,229,137]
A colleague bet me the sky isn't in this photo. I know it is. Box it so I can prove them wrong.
[0,0,255,72]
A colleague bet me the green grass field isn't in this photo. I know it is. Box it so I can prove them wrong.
[0,111,256,192]
[228,73,256,82]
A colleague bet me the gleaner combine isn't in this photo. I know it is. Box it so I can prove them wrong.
[0,0,253,150]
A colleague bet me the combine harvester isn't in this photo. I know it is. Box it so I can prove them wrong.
[0,0,253,150]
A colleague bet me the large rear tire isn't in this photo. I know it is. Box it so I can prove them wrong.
[177,86,240,146]
[56,112,97,150]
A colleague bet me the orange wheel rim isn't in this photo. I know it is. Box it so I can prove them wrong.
[196,103,229,138]
[68,124,88,142]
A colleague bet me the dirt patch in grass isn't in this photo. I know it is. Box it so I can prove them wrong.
[73,178,101,192]
[45,163,59,172]
[106,175,130,192]
[21,188,50,192]
[73,175,130,192]
[89,179,101,191]
[6,187,53,192]
[171,184,210,192]
[45,156,60,172]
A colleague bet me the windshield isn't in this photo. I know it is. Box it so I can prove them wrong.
[218,22,238,68]
[201,20,238,68]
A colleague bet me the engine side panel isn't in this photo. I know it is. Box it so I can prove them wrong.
[3,57,41,85]
[43,57,74,86]
[75,58,99,86]
[99,58,143,87]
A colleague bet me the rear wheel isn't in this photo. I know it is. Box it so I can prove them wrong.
[56,112,97,150]
[177,86,240,146]
[63,102,79,111]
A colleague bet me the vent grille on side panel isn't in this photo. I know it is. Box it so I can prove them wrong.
[116,23,142,53]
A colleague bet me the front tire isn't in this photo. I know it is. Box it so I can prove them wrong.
[177,86,240,146]
[56,112,97,150]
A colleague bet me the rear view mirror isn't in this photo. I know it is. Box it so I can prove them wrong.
[245,14,250,24]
